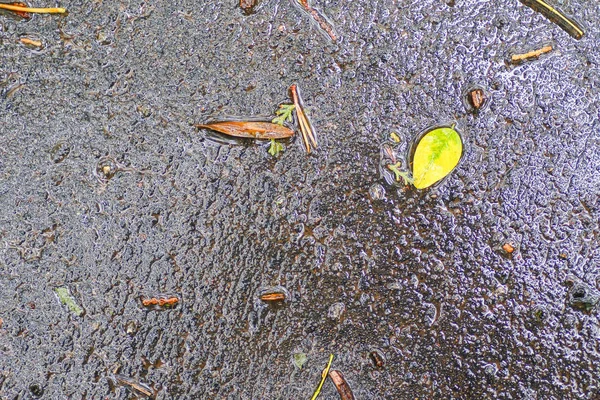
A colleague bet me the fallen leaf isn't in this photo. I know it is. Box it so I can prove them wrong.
[54,287,84,316]
[293,352,307,369]
[195,121,294,140]
[412,126,462,189]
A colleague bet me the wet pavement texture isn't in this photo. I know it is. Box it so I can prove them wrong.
[1,0,599,398]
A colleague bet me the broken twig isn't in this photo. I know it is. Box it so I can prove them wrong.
[19,37,43,48]
[296,0,337,42]
[511,44,553,64]
[112,374,154,398]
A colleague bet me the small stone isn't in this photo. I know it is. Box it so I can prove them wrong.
[369,184,386,201]
[327,302,345,320]
[568,282,600,312]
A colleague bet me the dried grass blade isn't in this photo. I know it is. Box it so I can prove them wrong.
[195,121,294,140]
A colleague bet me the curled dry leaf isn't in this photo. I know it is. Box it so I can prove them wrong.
[195,121,294,140]
[329,370,355,400]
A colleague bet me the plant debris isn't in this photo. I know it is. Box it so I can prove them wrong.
[19,37,43,48]
[295,0,337,42]
[329,370,355,400]
[386,162,412,186]
[0,2,66,15]
[518,0,584,40]
[272,103,295,126]
[511,45,553,64]
[141,296,179,309]
[369,349,385,368]
[54,287,84,316]
[293,352,307,369]
[467,88,486,110]
[195,121,294,139]
[111,373,155,398]
[310,354,334,400]
[290,84,317,153]
[239,0,257,14]
[502,243,515,254]
[268,139,284,157]
[389,132,401,143]
[259,292,286,302]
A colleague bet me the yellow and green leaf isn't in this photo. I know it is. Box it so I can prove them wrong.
[412,127,462,189]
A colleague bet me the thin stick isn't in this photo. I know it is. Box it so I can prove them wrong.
[511,44,553,64]
[310,354,334,400]
[295,0,337,42]
[0,3,66,13]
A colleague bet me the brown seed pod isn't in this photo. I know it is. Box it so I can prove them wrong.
[369,349,385,368]
[468,88,486,110]
[260,292,286,302]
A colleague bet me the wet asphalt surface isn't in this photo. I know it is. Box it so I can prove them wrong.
[1,0,599,399]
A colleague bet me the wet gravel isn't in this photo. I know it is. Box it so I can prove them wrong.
[1,0,599,398]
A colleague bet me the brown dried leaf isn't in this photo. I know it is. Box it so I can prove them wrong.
[329,370,355,400]
[195,121,294,140]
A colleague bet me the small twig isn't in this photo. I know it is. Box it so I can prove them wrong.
[511,45,553,64]
[328,370,355,400]
[295,0,337,42]
[0,3,66,13]
[19,38,42,47]
[310,354,334,400]
[290,84,317,153]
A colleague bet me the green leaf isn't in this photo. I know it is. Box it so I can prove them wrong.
[54,287,84,316]
[268,139,284,157]
[272,104,295,126]
[293,352,307,369]
[387,162,413,185]
[412,126,462,189]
